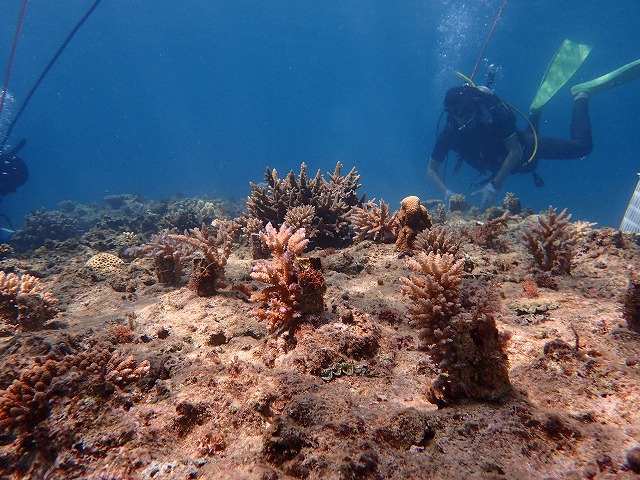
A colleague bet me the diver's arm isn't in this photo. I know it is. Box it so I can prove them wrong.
[427,157,449,196]
[492,134,522,189]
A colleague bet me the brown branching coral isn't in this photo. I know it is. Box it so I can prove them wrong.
[0,347,149,434]
[247,162,365,247]
[250,223,317,332]
[350,199,399,243]
[396,196,432,254]
[464,211,514,252]
[126,229,185,284]
[622,266,640,333]
[0,271,59,331]
[173,220,239,296]
[522,207,576,274]
[284,205,316,232]
[414,226,460,256]
[400,253,511,407]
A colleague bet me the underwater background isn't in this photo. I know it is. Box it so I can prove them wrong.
[0,0,638,229]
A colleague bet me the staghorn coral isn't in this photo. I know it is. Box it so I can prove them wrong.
[0,346,149,434]
[414,226,460,256]
[247,162,364,248]
[350,199,399,243]
[501,192,522,214]
[522,206,576,274]
[173,220,239,296]
[448,193,467,213]
[0,271,59,331]
[250,223,312,332]
[127,229,185,284]
[395,196,432,254]
[464,211,514,252]
[284,205,316,232]
[400,253,511,407]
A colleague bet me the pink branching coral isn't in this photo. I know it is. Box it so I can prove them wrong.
[127,229,185,284]
[0,271,59,331]
[522,206,576,274]
[400,253,511,407]
[250,223,311,332]
[350,199,399,243]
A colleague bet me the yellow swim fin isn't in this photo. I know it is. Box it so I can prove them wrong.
[571,58,640,96]
[530,39,592,113]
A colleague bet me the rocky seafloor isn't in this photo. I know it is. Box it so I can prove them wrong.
[1,193,640,480]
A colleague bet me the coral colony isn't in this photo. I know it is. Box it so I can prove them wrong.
[1,162,640,478]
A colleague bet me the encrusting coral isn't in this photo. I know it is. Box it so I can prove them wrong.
[246,162,364,248]
[250,223,326,334]
[350,199,399,243]
[522,206,576,274]
[395,196,432,254]
[400,252,511,407]
[0,271,59,331]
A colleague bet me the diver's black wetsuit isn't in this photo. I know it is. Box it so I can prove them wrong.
[430,90,592,180]
[0,154,28,197]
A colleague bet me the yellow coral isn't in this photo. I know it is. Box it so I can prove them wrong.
[85,253,124,275]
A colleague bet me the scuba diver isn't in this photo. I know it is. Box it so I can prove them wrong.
[427,40,640,210]
[0,139,28,242]
[0,140,28,199]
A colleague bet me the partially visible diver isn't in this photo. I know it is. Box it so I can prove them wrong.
[0,139,28,242]
[427,41,640,210]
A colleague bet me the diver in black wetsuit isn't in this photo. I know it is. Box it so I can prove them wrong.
[427,84,592,210]
[0,153,28,199]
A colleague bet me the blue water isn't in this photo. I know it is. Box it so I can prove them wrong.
[1,1,639,229]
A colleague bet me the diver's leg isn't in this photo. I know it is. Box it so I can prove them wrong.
[534,96,592,159]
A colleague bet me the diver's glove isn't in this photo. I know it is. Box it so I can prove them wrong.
[471,182,497,211]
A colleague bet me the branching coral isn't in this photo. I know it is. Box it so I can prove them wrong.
[464,211,514,252]
[622,266,640,333]
[400,253,511,407]
[522,207,576,274]
[127,229,185,284]
[250,223,318,332]
[0,271,59,331]
[414,226,460,256]
[173,220,239,296]
[350,199,398,243]
[247,162,365,247]
[0,346,150,434]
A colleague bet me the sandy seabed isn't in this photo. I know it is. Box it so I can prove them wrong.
[1,214,640,480]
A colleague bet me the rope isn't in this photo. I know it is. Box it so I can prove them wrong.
[1,0,103,150]
[0,0,29,121]
[469,0,509,82]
